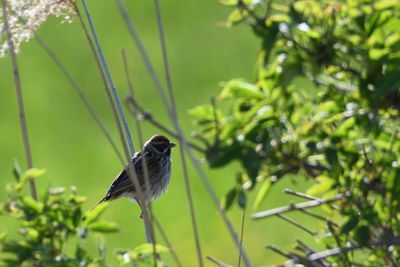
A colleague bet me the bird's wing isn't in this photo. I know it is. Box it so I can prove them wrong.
[98,152,147,203]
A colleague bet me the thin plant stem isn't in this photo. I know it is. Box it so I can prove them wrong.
[307,238,400,262]
[284,188,338,209]
[116,0,252,265]
[71,0,130,161]
[298,208,338,227]
[211,97,220,146]
[125,96,206,153]
[126,164,154,244]
[206,256,233,267]
[153,216,183,267]
[80,0,135,157]
[79,0,156,245]
[283,188,321,201]
[265,245,292,259]
[121,49,158,261]
[153,1,204,265]
[238,205,246,267]
[275,214,316,236]
[154,1,251,263]
[2,0,37,200]
[252,192,350,219]
[327,222,351,266]
[34,33,125,166]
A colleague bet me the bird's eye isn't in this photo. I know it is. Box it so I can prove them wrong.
[147,151,153,158]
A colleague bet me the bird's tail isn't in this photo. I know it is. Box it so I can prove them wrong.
[97,195,109,205]
[82,196,109,221]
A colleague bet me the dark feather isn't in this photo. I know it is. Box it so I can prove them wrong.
[98,150,168,203]
[96,135,175,207]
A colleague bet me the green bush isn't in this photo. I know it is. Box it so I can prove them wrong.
[0,165,166,266]
[191,0,400,265]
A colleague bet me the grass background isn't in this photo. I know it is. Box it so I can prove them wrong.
[0,0,322,265]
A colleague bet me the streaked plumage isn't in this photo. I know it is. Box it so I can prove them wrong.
[98,135,176,206]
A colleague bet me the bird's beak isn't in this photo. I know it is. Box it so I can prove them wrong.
[170,143,176,147]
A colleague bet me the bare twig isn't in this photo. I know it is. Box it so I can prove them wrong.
[295,239,317,255]
[265,245,291,259]
[264,0,273,18]
[308,239,399,261]
[238,205,246,267]
[377,123,399,179]
[125,96,206,153]
[252,192,350,219]
[2,0,37,200]
[206,256,233,267]
[276,214,316,236]
[335,63,362,77]
[283,238,400,266]
[71,0,130,161]
[284,188,338,210]
[298,208,338,227]
[34,33,125,166]
[211,97,220,146]
[327,221,351,266]
[283,188,321,201]
[311,76,354,93]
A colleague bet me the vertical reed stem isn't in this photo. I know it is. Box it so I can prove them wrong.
[2,0,37,200]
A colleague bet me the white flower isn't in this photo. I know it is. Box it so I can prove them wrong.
[0,0,75,57]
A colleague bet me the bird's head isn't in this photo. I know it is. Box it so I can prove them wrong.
[144,135,176,156]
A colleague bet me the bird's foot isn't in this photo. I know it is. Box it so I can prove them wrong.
[140,212,143,219]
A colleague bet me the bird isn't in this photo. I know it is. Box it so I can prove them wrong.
[95,134,176,218]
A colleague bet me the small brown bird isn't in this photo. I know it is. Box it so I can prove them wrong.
[97,134,176,217]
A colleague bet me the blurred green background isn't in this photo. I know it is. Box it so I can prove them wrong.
[0,0,321,265]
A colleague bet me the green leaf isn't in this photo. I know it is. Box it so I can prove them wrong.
[306,176,335,196]
[374,71,400,98]
[226,9,245,27]
[82,202,110,226]
[207,140,241,168]
[21,196,43,214]
[325,147,342,177]
[238,190,246,208]
[356,225,370,245]
[373,0,398,11]
[26,229,39,240]
[40,182,51,204]
[340,216,359,234]
[280,63,302,89]
[15,168,46,191]
[220,187,239,210]
[219,0,239,6]
[219,79,264,100]
[369,48,390,61]
[13,159,21,182]
[242,146,261,181]
[189,105,216,125]
[73,207,82,228]
[88,221,119,233]
[133,244,168,255]
[332,117,356,138]
[69,195,87,204]
[75,245,89,261]
[253,179,271,210]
